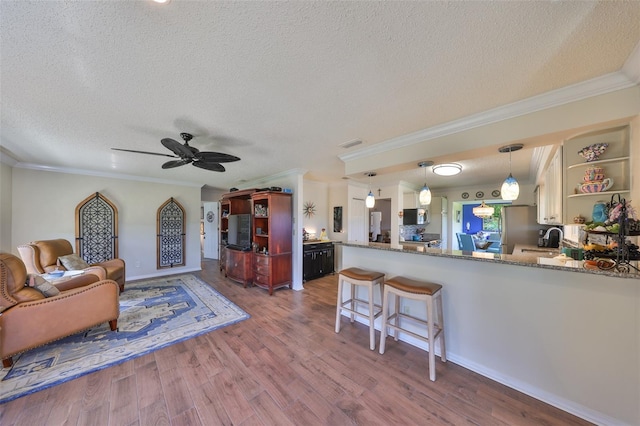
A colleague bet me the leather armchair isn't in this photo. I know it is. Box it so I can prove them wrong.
[18,239,126,292]
[0,252,120,368]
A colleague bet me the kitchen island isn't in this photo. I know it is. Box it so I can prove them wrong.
[337,241,639,426]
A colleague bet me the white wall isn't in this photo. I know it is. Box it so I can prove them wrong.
[302,179,330,239]
[341,245,640,426]
[10,168,202,280]
[0,161,13,253]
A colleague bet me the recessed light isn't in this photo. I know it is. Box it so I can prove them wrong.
[152,0,170,4]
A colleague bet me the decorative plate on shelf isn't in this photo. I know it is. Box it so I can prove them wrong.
[461,192,469,199]
[476,191,484,198]
[491,190,500,198]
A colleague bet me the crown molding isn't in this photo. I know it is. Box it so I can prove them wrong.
[622,39,640,85]
[13,162,203,188]
[339,70,637,163]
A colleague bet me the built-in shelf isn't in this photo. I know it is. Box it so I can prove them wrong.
[567,190,630,199]
[567,156,629,170]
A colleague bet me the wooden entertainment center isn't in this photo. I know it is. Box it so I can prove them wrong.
[220,189,293,295]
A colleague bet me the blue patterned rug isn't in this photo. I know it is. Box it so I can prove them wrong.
[0,274,249,403]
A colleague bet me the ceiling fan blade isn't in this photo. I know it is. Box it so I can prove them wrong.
[162,159,191,169]
[193,161,225,172]
[111,148,178,158]
[195,151,241,163]
[161,138,194,158]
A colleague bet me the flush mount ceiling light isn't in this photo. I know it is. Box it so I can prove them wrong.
[499,143,523,201]
[152,0,171,3]
[365,172,376,208]
[418,161,434,206]
[473,201,495,218]
[432,163,462,176]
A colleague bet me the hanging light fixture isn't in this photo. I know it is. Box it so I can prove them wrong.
[499,144,523,201]
[418,161,434,205]
[473,200,495,218]
[432,163,462,176]
[365,172,376,208]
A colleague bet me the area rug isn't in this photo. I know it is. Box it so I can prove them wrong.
[0,274,249,403]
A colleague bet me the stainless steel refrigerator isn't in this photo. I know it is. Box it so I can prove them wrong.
[500,205,539,254]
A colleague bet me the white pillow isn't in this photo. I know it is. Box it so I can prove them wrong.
[26,274,61,297]
[58,253,90,270]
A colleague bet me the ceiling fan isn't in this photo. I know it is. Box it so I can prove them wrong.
[111,133,240,172]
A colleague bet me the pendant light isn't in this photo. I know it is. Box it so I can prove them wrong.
[499,144,523,201]
[473,200,494,218]
[365,172,376,208]
[418,161,434,205]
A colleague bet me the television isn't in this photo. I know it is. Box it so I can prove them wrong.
[227,213,251,250]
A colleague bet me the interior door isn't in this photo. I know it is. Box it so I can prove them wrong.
[203,202,219,259]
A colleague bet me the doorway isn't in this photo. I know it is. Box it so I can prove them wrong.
[202,202,219,259]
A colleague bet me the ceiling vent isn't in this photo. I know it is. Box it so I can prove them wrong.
[338,139,363,149]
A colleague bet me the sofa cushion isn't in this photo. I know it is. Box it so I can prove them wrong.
[26,274,60,297]
[58,254,90,270]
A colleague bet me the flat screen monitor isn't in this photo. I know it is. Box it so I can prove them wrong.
[227,213,251,249]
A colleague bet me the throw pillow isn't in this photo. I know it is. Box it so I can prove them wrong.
[58,253,90,270]
[26,274,61,297]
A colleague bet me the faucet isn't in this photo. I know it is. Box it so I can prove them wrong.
[543,227,563,250]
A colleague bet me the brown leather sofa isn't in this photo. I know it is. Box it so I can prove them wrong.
[18,239,126,292]
[0,252,120,367]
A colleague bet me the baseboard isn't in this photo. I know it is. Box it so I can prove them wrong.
[342,313,623,426]
[125,267,202,282]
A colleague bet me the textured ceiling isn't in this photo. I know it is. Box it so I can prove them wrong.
[1,1,639,191]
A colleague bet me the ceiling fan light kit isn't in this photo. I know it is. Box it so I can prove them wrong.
[112,133,239,172]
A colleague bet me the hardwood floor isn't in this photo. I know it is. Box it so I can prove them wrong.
[0,260,592,425]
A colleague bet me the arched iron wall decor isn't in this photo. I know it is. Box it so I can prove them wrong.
[157,197,186,269]
[75,192,119,263]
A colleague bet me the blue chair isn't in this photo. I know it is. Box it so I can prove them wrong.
[457,233,476,251]
[486,234,502,253]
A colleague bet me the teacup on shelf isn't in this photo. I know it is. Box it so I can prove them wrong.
[580,178,613,193]
[583,166,605,183]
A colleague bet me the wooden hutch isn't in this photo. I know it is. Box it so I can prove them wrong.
[220,189,293,295]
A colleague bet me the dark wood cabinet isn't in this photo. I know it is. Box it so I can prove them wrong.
[225,248,253,287]
[251,191,292,295]
[303,242,334,281]
[219,190,254,273]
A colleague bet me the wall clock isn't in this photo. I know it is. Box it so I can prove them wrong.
[206,211,214,223]
[303,201,316,218]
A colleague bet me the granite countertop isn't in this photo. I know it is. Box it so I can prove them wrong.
[337,241,639,279]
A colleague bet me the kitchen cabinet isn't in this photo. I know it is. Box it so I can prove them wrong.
[539,147,563,225]
[303,242,334,281]
[563,124,631,223]
[403,191,418,209]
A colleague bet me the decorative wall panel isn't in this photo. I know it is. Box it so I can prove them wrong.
[157,197,186,269]
[75,192,119,263]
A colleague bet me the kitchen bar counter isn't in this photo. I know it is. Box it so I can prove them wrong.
[339,241,638,279]
[337,241,639,425]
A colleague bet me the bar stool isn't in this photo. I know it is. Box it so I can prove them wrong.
[379,276,446,381]
[335,267,385,350]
